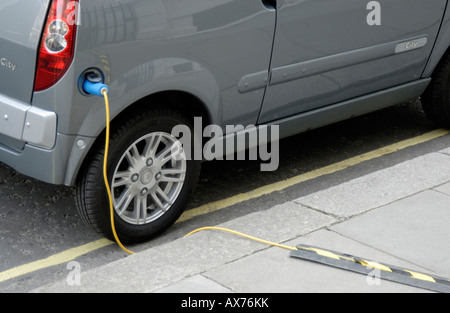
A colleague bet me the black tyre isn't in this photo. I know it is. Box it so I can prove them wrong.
[422,53,450,128]
[76,108,200,244]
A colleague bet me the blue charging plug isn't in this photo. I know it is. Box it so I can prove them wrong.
[83,73,109,97]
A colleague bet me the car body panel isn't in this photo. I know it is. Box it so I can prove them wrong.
[0,0,49,103]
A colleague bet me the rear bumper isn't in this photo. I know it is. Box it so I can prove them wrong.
[0,93,95,186]
[0,132,96,186]
[0,94,57,149]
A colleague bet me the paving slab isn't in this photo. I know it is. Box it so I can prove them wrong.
[331,190,450,277]
[154,275,232,293]
[439,147,450,155]
[435,182,450,196]
[295,153,450,218]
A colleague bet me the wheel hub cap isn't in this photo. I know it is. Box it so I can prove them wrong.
[111,132,187,226]
[140,169,154,185]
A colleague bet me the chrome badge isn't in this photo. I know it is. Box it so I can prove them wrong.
[395,37,428,54]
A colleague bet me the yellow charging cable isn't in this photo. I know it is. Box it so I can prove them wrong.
[102,89,135,255]
[102,89,291,255]
[184,226,298,251]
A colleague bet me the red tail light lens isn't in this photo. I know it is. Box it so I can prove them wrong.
[34,0,79,92]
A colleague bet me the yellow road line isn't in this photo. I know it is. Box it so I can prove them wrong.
[177,128,450,223]
[0,128,448,284]
[0,238,114,284]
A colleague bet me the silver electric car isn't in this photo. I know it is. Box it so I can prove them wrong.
[1,0,450,243]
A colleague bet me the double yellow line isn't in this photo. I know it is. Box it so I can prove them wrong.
[1,128,449,284]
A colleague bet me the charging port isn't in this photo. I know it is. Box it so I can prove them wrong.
[78,68,108,97]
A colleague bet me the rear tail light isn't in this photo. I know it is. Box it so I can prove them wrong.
[34,0,79,92]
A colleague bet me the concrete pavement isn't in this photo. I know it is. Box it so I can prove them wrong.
[33,147,450,293]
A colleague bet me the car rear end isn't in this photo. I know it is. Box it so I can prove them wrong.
[0,0,80,184]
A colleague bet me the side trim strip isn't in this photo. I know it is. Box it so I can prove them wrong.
[238,36,429,93]
[270,36,429,87]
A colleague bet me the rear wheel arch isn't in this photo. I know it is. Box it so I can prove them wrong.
[71,90,212,186]
[119,90,214,128]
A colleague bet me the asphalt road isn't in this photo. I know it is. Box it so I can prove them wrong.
[1,99,449,293]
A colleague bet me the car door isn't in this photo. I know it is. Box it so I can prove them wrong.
[258,0,448,123]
